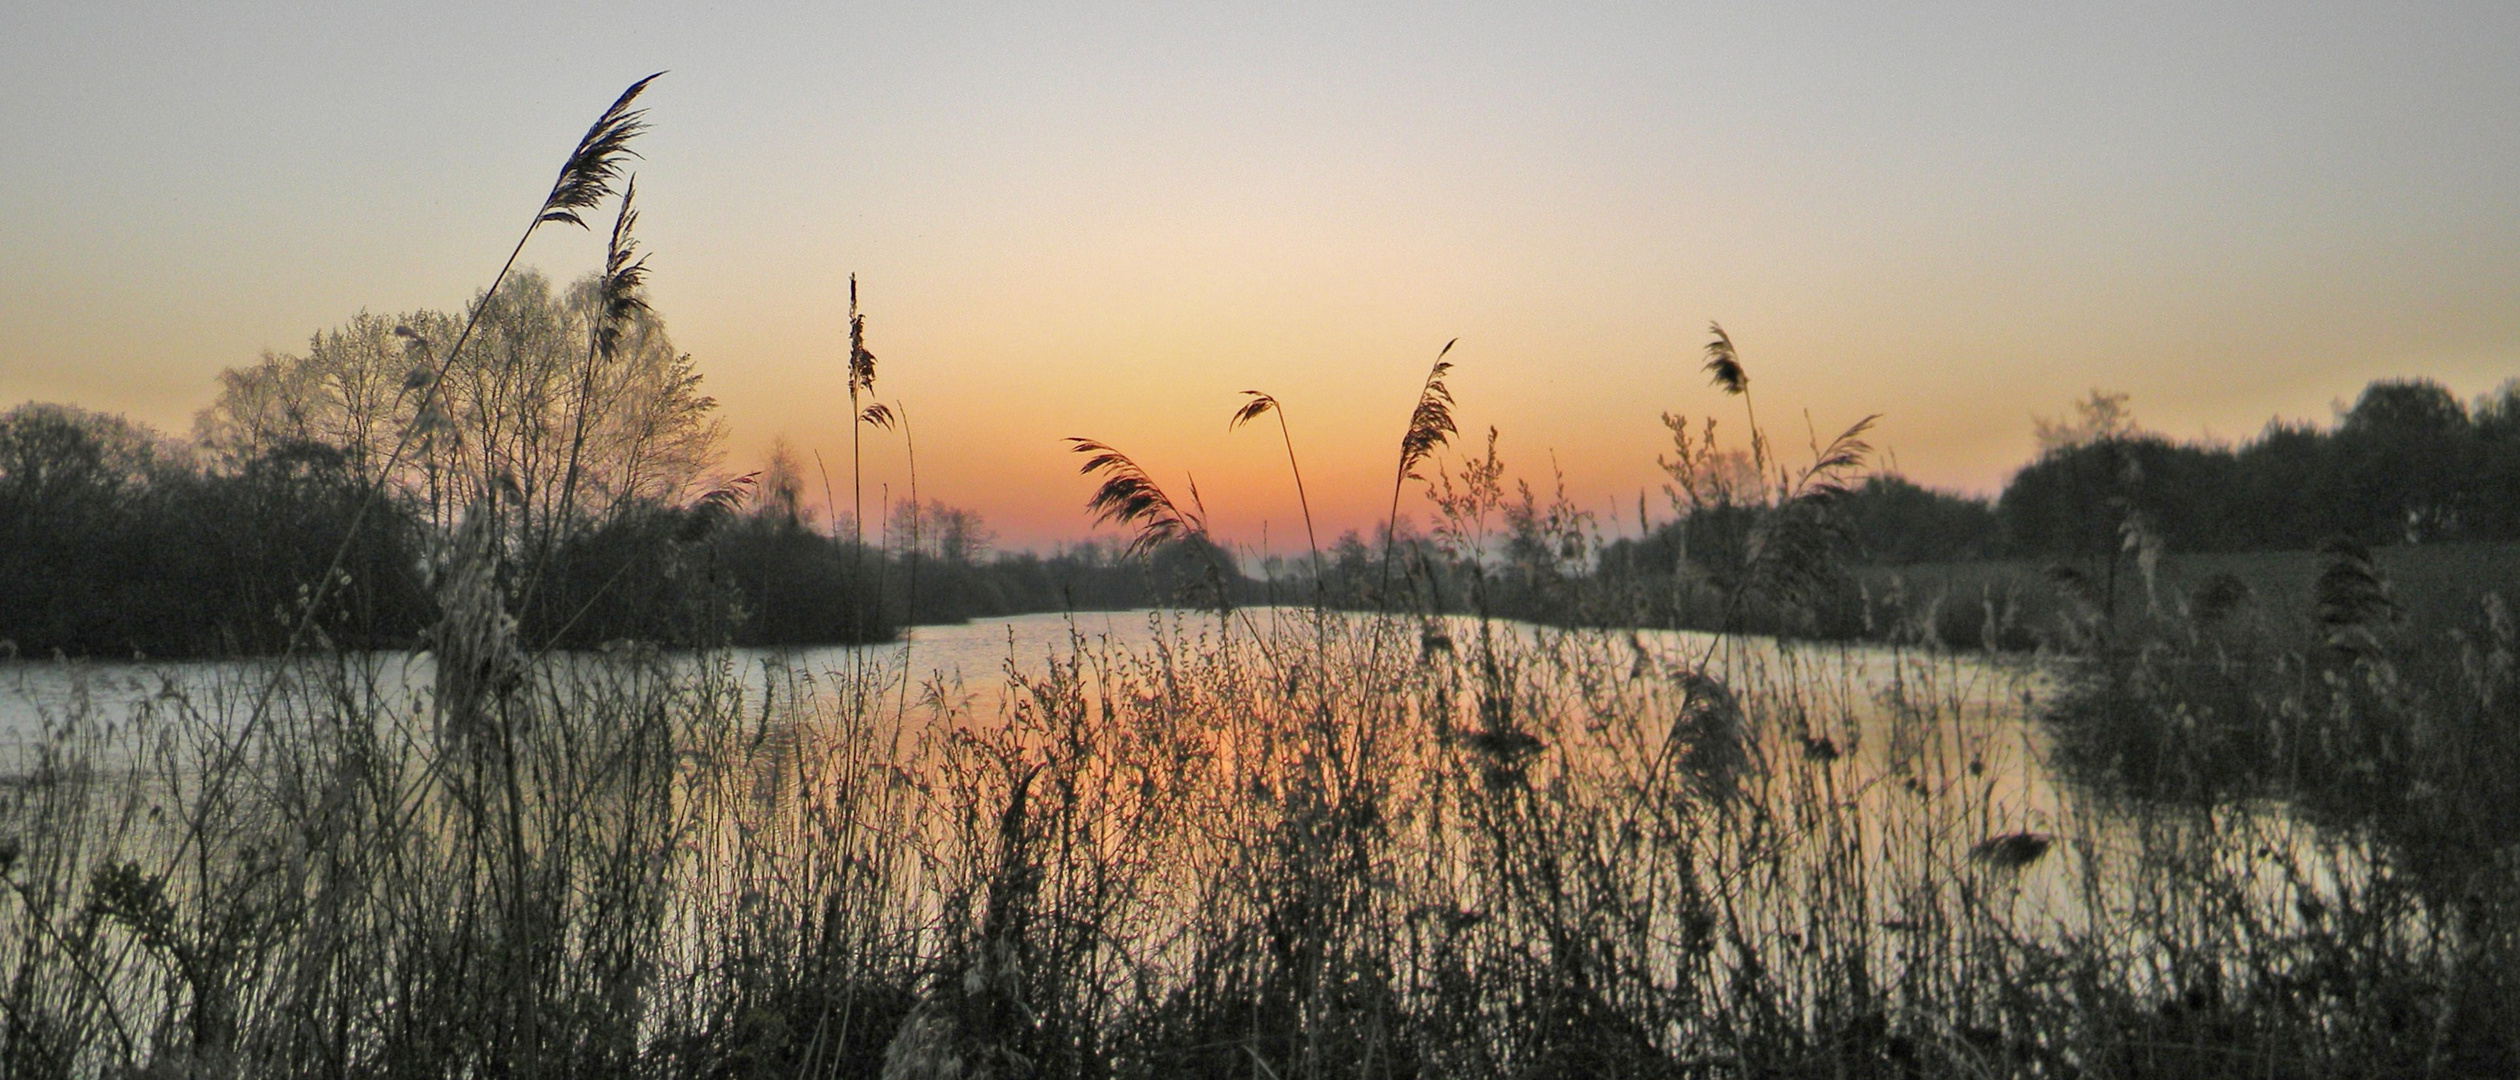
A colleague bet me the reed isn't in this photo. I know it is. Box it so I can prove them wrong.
[1701,322,1767,485]
[1380,341,1458,607]
[843,277,896,639]
[18,575,2509,1076]
[1230,391,1320,582]
[1065,438,1207,559]
[9,535,2517,1079]
[221,70,663,729]
[127,84,672,1057]
[6,76,2515,1080]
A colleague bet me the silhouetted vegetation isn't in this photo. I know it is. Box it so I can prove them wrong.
[0,399,1277,655]
[5,74,2516,1080]
[1331,378,2520,641]
[17,344,2513,659]
[2003,380,2520,555]
[0,404,429,658]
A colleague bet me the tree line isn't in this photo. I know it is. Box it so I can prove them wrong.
[1998,380,2520,558]
[9,322,2511,659]
[0,395,1219,660]
[0,270,1216,659]
[1269,378,2520,634]
[1607,377,2520,578]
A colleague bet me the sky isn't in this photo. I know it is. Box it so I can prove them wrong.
[4,2,2517,551]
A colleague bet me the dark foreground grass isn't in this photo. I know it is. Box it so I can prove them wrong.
[3,596,2512,1078]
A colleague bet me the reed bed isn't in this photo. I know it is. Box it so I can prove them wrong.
[4,597,2508,1078]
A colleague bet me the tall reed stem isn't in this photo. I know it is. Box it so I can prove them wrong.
[1232,391,1320,603]
[185,72,662,870]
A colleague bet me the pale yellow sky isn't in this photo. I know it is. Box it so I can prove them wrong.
[5,3,2516,548]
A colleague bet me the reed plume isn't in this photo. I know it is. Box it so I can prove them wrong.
[537,73,662,229]
[1396,340,1461,484]
[1228,392,1276,430]
[1230,391,1321,579]
[2317,536,2399,657]
[1068,438,1206,558]
[1968,832,2054,870]
[1794,414,1875,488]
[1381,340,1458,604]
[847,277,878,399]
[1703,322,1768,486]
[1740,414,1875,614]
[591,178,652,355]
[1701,322,1748,397]
[676,472,758,542]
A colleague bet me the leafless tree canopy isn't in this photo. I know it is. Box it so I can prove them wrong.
[196,269,724,535]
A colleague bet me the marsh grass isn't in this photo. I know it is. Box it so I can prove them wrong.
[5,71,2515,1080]
[5,595,2511,1077]
[12,302,2513,1078]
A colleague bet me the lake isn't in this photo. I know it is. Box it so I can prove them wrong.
[6,604,2443,1074]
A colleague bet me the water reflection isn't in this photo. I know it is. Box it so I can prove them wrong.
[5,606,2444,1072]
[0,607,2113,955]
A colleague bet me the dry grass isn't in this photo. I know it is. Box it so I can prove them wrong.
[4,595,2511,1077]
[5,69,2514,1080]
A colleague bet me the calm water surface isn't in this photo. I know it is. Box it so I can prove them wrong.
[5,608,2224,966]
[0,609,1180,747]
[1,608,2050,793]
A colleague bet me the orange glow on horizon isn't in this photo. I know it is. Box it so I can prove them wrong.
[5,5,2515,552]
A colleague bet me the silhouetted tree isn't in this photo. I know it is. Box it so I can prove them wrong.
[1838,475,2002,564]
[2335,379,2474,543]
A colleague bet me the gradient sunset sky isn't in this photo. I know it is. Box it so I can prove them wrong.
[5,2,2516,550]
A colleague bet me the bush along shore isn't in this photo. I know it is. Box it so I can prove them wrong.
[13,388,2518,660]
